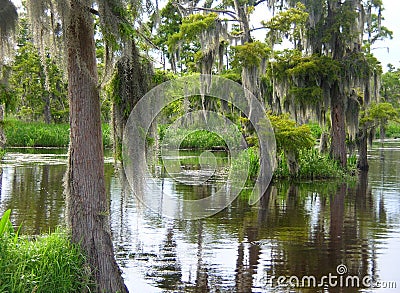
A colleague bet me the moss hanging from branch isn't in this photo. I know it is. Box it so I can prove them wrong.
[106,40,153,160]
[269,49,341,123]
[232,41,271,125]
[0,0,18,58]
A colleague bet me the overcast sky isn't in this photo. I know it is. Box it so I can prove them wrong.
[10,0,400,71]
[372,0,400,71]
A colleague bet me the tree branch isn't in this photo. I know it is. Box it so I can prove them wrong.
[89,7,100,16]
[249,26,268,32]
[173,2,238,20]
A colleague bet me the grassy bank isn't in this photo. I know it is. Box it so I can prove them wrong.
[3,119,111,148]
[160,126,227,150]
[0,210,90,292]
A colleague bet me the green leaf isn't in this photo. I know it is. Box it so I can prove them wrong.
[0,209,11,236]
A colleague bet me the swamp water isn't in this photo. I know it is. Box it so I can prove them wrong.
[0,142,399,292]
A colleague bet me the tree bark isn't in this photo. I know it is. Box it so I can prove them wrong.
[330,83,347,168]
[319,131,329,154]
[43,94,52,124]
[65,1,127,292]
[357,125,369,171]
[284,149,299,177]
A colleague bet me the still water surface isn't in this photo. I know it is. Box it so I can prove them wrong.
[0,142,399,292]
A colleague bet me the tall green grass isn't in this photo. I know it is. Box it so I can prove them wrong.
[274,148,357,179]
[0,210,91,292]
[3,119,111,148]
[161,127,227,150]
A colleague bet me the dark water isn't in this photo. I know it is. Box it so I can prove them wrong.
[0,142,399,292]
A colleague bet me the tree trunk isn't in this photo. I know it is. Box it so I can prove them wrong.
[284,149,299,177]
[232,0,251,43]
[379,120,386,142]
[65,1,127,292]
[330,83,347,168]
[357,125,369,171]
[319,131,329,154]
[43,94,52,124]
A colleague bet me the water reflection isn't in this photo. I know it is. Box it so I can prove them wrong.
[0,143,399,292]
[0,157,66,234]
[112,144,400,292]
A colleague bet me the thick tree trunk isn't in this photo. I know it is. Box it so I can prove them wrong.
[330,83,347,168]
[284,149,299,177]
[65,1,127,292]
[357,125,369,171]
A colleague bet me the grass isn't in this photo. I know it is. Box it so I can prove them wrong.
[160,126,227,150]
[274,148,357,180]
[3,119,111,148]
[0,210,91,292]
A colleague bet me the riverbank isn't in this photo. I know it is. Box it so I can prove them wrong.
[2,120,359,179]
[3,119,111,148]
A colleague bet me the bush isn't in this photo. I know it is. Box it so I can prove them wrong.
[385,121,400,138]
[0,210,90,292]
[307,122,322,139]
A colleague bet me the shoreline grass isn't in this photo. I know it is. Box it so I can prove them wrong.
[3,119,111,148]
[0,210,91,292]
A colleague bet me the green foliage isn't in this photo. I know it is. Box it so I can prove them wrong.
[247,147,260,180]
[274,148,355,180]
[0,148,5,160]
[0,210,12,237]
[385,121,400,138]
[231,41,270,68]
[0,213,90,292]
[220,70,242,83]
[271,50,341,107]
[152,69,177,85]
[360,102,399,127]
[262,2,308,45]
[7,18,68,123]
[162,128,227,150]
[231,147,260,182]
[267,113,314,154]
[307,122,322,139]
[289,86,322,105]
[168,13,218,50]
[4,119,70,147]
[152,1,182,55]
[381,68,400,108]
[3,119,111,148]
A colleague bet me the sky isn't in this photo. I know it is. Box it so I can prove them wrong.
[371,0,400,71]
[10,0,400,71]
